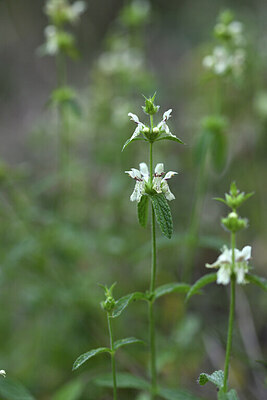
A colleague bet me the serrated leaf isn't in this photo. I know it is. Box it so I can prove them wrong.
[211,132,227,172]
[72,347,110,370]
[218,389,239,400]
[154,283,190,300]
[122,137,147,152]
[156,135,185,144]
[246,273,267,292]
[138,195,149,228]
[52,378,85,400]
[186,273,217,302]
[111,292,147,318]
[198,370,224,389]
[114,337,145,351]
[94,372,149,390]
[159,387,203,400]
[0,378,35,400]
[150,193,173,239]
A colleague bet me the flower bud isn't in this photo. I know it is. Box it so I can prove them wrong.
[142,93,160,115]
[222,212,248,232]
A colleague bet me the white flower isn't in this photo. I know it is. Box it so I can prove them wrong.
[125,162,177,202]
[156,109,176,137]
[45,0,86,24]
[128,113,146,142]
[0,370,6,378]
[44,25,59,55]
[206,245,251,285]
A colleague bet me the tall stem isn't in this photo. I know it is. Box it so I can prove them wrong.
[223,232,236,392]
[108,315,117,400]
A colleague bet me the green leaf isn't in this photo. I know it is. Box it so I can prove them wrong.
[122,137,147,152]
[114,337,145,351]
[138,195,149,228]
[111,292,147,318]
[72,347,110,370]
[213,197,228,206]
[186,273,217,302]
[211,131,227,172]
[218,389,239,400]
[158,387,203,400]
[52,378,85,400]
[246,273,267,292]
[94,372,149,390]
[156,135,185,144]
[198,370,224,389]
[154,283,190,300]
[0,378,35,400]
[150,193,173,239]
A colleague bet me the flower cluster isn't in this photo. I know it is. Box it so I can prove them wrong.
[206,245,251,285]
[125,163,177,202]
[202,11,246,78]
[45,0,86,25]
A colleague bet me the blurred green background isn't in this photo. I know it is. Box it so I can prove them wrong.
[0,0,266,399]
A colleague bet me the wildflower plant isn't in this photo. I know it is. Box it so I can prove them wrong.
[187,182,267,398]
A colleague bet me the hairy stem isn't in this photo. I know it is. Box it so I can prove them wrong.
[108,314,117,400]
[223,232,236,392]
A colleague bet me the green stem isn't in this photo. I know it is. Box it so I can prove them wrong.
[223,232,236,392]
[108,315,117,400]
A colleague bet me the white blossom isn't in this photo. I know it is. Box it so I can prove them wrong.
[156,109,176,137]
[44,26,59,55]
[0,370,6,378]
[206,245,251,285]
[125,162,177,202]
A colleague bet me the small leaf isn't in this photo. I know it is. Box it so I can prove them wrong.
[159,387,203,400]
[0,378,35,400]
[138,195,149,228]
[214,197,228,206]
[186,273,217,302]
[94,372,149,390]
[112,292,147,318]
[154,283,190,300]
[150,193,173,239]
[122,137,147,152]
[211,131,227,172]
[246,273,267,292]
[52,378,85,400]
[156,135,185,144]
[198,370,224,389]
[114,337,145,351]
[72,347,110,370]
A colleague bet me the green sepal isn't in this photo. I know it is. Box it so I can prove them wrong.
[154,283,190,300]
[111,292,147,318]
[198,370,224,389]
[218,389,239,400]
[93,372,149,390]
[138,195,149,228]
[149,193,173,239]
[72,347,111,370]
[155,135,185,144]
[122,137,148,152]
[186,273,217,302]
[159,386,204,400]
[245,273,267,292]
[114,337,145,351]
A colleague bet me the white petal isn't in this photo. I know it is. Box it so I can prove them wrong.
[125,168,142,179]
[0,370,6,377]
[154,163,164,175]
[128,113,140,124]
[161,180,175,201]
[203,55,214,68]
[238,246,251,262]
[152,176,162,193]
[130,181,144,202]
[235,265,246,284]
[217,265,231,285]
[139,163,149,180]
[164,171,178,180]
[163,109,172,121]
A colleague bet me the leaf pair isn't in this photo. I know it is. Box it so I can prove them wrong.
[138,193,173,239]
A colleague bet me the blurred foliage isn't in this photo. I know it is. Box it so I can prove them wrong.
[0,0,266,399]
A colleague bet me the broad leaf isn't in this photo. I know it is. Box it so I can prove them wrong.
[198,370,224,389]
[154,283,190,300]
[156,135,184,144]
[52,378,85,400]
[94,372,149,390]
[114,337,145,351]
[0,378,35,400]
[72,347,110,370]
[111,292,147,318]
[122,137,147,152]
[211,131,227,172]
[150,193,173,239]
[246,273,267,292]
[138,195,149,228]
[159,387,203,400]
[186,273,217,302]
